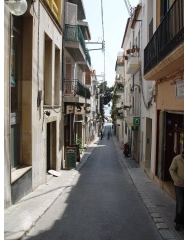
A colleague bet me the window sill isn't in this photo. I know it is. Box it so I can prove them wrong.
[11,165,32,184]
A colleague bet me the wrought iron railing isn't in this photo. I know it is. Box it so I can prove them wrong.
[85,49,91,65]
[65,25,91,65]
[64,79,90,99]
[144,0,184,75]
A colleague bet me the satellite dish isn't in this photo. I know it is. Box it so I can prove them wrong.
[5,0,27,16]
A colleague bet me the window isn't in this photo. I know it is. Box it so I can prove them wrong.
[44,33,52,105]
[160,0,170,22]
[54,45,61,105]
[149,18,153,40]
[11,16,23,169]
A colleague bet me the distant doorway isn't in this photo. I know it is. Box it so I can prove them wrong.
[46,122,56,172]
[145,118,152,171]
[156,111,184,180]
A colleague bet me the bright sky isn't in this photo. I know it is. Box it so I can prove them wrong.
[83,0,139,87]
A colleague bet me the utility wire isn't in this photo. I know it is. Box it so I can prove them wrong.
[101,0,105,85]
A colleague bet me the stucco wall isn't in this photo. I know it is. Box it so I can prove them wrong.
[157,81,184,111]
[31,2,63,190]
[4,7,11,208]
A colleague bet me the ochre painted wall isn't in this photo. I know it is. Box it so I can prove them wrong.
[157,81,184,111]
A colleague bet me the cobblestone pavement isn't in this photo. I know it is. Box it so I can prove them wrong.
[113,134,184,240]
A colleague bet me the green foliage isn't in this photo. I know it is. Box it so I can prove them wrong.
[76,138,84,153]
[97,82,114,119]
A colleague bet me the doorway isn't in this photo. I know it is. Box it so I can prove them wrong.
[145,118,152,171]
[156,111,184,181]
[10,16,22,169]
[46,122,56,172]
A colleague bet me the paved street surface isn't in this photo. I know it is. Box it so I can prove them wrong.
[4,123,184,240]
[23,124,161,240]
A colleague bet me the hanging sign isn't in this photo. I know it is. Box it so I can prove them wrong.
[66,147,76,169]
[175,80,184,99]
[66,105,74,114]
[133,117,140,126]
[75,105,85,115]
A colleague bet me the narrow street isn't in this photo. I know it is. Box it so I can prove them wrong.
[23,124,161,240]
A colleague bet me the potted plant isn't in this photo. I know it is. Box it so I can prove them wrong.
[126,49,130,55]
[124,55,128,60]
[135,45,140,52]
[131,47,135,53]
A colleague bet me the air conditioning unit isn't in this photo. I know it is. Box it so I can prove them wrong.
[65,2,77,25]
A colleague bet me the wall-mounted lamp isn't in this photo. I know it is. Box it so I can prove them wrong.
[5,0,28,16]
[123,105,132,110]
[44,110,51,117]
[130,84,141,92]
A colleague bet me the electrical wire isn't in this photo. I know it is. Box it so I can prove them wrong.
[101,0,105,85]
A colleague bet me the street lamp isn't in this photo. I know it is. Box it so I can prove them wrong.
[5,0,28,16]
[130,84,141,92]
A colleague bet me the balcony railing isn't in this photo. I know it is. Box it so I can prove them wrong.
[85,49,91,65]
[144,0,184,75]
[65,25,91,65]
[64,79,90,99]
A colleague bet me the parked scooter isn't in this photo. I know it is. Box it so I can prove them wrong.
[123,143,130,157]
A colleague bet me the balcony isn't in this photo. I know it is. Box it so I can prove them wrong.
[126,56,140,74]
[144,0,184,80]
[64,25,91,71]
[116,83,124,91]
[64,79,90,104]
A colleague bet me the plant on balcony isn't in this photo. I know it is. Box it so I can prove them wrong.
[117,83,124,91]
[131,47,135,53]
[136,47,140,52]
[124,55,128,60]
[76,138,84,154]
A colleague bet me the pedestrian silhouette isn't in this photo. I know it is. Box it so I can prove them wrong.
[107,131,110,140]
[100,130,103,140]
[169,150,184,231]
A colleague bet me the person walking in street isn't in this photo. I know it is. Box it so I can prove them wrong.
[107,131,110,140]
[100,130,103,140]
[169,150,184,231]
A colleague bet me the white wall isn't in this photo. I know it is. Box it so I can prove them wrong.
[139,0,157,175]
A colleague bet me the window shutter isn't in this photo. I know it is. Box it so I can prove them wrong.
[65,2,77,25]
[85,72,91,85]
[66,64,71,80]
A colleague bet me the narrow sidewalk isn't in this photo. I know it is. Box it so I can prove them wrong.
[4,137,99,240]
[113,134,184,240]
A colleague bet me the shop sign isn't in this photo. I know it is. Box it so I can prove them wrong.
[66,105,74,114]
[66,147,76,169]
[75,105,85,115]
[133,117,140,126]
[175,80,184,99]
